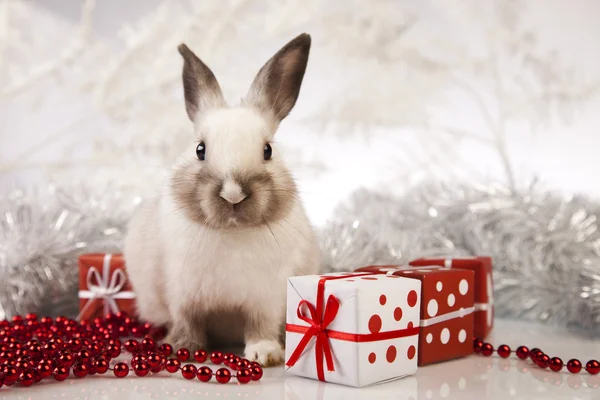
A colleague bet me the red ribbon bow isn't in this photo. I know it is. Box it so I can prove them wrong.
[285,274,420,382]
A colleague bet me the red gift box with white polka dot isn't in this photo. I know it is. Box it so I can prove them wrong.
[409,257,494,339]
[355,265,475,366]
[285,272,421,387]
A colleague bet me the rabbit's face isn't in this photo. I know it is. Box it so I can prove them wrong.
[171,107,296,229]
[170,34,311,230]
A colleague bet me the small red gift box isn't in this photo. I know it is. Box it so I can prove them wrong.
[355,265,474,366]
[409,257,493,339]
[78,253,136,321]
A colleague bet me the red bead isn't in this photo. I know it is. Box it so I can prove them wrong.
[194,349,207,363]
[165,358,181,373]
[497,345,511,358]
[236,367,252,384]
[567,359,582,374]
[215,367,231,384]
[181,364,197,380]
[124,339,139,353]
[529,348,542,361]
[133,361,150,377]
[150,364,164,373]
[3,365,20,385]
[131,354,147,364]
[94,357,109,374]
[43,341,59,356]
[481,343,494,356]
[25,313,38,321]
[73,362,88,378]
[37,362,53,378]
[67,338,82,351]
[147,352,164,369]
[516,346,529,360]
[19,369,35,387]
[237,358,251,370]
[33,369,42,383]
[40,317,53,327]
[210,351,224,364]
[113,362,129,378]
[535,353,550,369]
[58,351,75,367]
[78,347,92,362]
[12,315,24,324]
[176,348,190,362]
[130,326,143,338]
[250,365,263,381]
[473,339,483,353]
[549,357,563,372]
[53,366,69,381]
[159,343,173,357]
[141,337,156,351]
[107,344,121,358]
[586,360,600,375]
[197,366,212,382]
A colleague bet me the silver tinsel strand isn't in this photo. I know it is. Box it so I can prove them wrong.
[2,181,600,335]
[321,182,600,335]
[0,185,139,320]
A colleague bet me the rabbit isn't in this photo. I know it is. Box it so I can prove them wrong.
[123,33,321,367]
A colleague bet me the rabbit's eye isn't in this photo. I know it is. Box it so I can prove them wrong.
[196,141,206,161]
[263,143,272,161]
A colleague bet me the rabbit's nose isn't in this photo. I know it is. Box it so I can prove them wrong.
[220,181,247,205]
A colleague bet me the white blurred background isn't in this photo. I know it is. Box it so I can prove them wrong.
[1,0,599,226]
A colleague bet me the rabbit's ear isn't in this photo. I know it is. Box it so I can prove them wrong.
[246,33,311,123]
[178,44,226,122]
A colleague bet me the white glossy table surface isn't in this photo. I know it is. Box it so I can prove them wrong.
[2,319,599,400]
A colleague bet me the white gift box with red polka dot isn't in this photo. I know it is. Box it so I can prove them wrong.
[284,272,421,387]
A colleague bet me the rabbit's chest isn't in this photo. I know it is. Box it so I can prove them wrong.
[168,223,298,307]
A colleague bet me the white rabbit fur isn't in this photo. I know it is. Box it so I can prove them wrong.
[124,34,320,366]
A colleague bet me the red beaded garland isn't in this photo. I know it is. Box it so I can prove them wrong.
[251,365,263,381]
[497,345,511,358]
[197,366,213,382]
[210,350,224,365]
[480,343,494,356]
[194,349,208,363]
[176,348,190,362]
[124,339,139,353]
[181,364,197,380]
[237,367,252,384]
[19,369,35,387]
[567,359,582,374]
[215,367,231,384]
[586,360,600,375]
[159,343,173,357]
[52,366,69,381]
[165,358,181,373]
[0,313,264,389]
[113,362,129,378]
[549,357,563,372]
[133,361,150,377]
[515,346,529,360]
[73,362,89,378]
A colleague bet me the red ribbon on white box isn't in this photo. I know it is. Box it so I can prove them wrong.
[77,254,135,320]
[285,273,420,382]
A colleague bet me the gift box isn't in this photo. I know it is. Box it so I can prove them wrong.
[355,265,475,366]
[78,253,136,321]
[285,272,421,387]
[409,257,494,339]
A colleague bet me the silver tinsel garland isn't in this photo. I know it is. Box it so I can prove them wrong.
[2,181,600,335]
[0,185,139,320]
[321,182,600,335]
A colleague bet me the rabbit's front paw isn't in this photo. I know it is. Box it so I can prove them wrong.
[244,339,284,367]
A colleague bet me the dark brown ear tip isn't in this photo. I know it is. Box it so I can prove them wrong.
[178,43,191,57]
[294,33,311,49]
